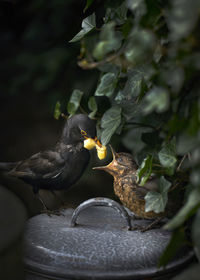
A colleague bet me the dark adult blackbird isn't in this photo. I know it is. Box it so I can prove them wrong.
[94,146,183,231]
[0,114,104,211]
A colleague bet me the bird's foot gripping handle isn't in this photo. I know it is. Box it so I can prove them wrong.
[70,197,132,230]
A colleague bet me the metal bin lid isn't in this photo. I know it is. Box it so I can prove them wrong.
[23,197,194,280]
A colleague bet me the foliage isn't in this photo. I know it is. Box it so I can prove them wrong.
[69,13,96,43]
[145,176,171,213]
[57,0,200,266]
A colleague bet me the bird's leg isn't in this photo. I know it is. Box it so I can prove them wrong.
[131,217,164,232]
[51,190,66,206]
[36,193,49,211]
[50,191,66,215]
[36,193,63,216]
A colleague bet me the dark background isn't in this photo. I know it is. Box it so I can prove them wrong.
[0,0,114,214]
[0,1,113,278]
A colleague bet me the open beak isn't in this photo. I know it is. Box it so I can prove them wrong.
[93,145,117,174]
[84,136,107,160]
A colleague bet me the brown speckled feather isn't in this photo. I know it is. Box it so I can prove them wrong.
[113,174,164,219]
[94,148,182,220]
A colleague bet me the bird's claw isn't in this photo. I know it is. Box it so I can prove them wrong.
[131,225,149,232]
[131,219,163,232]
[41,209,64,217]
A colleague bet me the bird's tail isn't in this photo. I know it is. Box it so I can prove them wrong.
[0,162,17,171]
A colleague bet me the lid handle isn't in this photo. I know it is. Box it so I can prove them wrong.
[70,197,132,230]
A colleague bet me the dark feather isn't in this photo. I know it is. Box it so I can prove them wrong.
[0,114,96,194]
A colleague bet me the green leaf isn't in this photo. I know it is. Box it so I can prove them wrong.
[67,89,83,116]
[101,106,122,145]
[167,0,200,41]
[163,67,184,94]
[93,22,122,60]
[115,1,128,23]
[54,101,61,120]
[104,2,128,25]
[192,208,200,262]
[126,0,146,22]
[158,139,177,174]
[69,13,96,43]
[177,133,200,155]
[137,155,153,186]
[158,228,186,267]
[172,264,200,280]
[143,86,169,114]
[122,127,150,154]
[190,169,200,187]
[88,96,97,118]
[124,70,143,99]
[95,73,118,98]
[125,28,156,65]
[84,0,94,13]
[145,176,171,213]
[141,131,162,148]
[164,188,200,230]
[123,65,155,99]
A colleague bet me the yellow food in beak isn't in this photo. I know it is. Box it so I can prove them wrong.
[84,138,96,150]
[84,137,107,160]
[96,144,107,160]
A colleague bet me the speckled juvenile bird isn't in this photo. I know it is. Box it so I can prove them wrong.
[0,114,105,211]
[93,146,182,231]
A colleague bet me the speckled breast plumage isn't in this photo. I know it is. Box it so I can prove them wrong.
[113,174,164,219]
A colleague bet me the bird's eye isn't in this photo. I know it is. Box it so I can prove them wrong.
[117,157,124,164]
[81,130,87,136]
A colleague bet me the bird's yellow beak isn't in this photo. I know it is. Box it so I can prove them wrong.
[84,137,107,160]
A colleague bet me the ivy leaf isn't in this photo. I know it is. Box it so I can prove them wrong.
[123,65,155,99]
[124,69,143,99]
[84,0,94,13]
[136,155,153,186]
[192,208,200,262]
[158,139,177,175]
[126,0,146,22]
[143,86,169,114]
[125,28,156,65]
[88,96,97,118]
[104,2,128,25]
[141,131,162,148]
[164,188,200,230]
[122,127,149,155]
[177,133,200,155]
[167,0,200,41]
[115,1,128,23]
[69,13,96,43]
[95,73,118,98]
[54,101,61,120]
[101,106,122,145]
[190,168,200,187]
[93,22,122,60]
[163,67,184,94]
[67,89,83,116]
[172,264,200,280]
[145,176,171,213]
[158,228,186,267]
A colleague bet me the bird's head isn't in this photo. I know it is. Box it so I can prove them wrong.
[93,146,137,177]
[61,114,106,159]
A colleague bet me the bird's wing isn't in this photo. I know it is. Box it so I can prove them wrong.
[121,175,149,200]
[10,150,66,180]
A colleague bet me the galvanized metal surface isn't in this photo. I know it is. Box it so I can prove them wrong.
[24,198,194,280]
